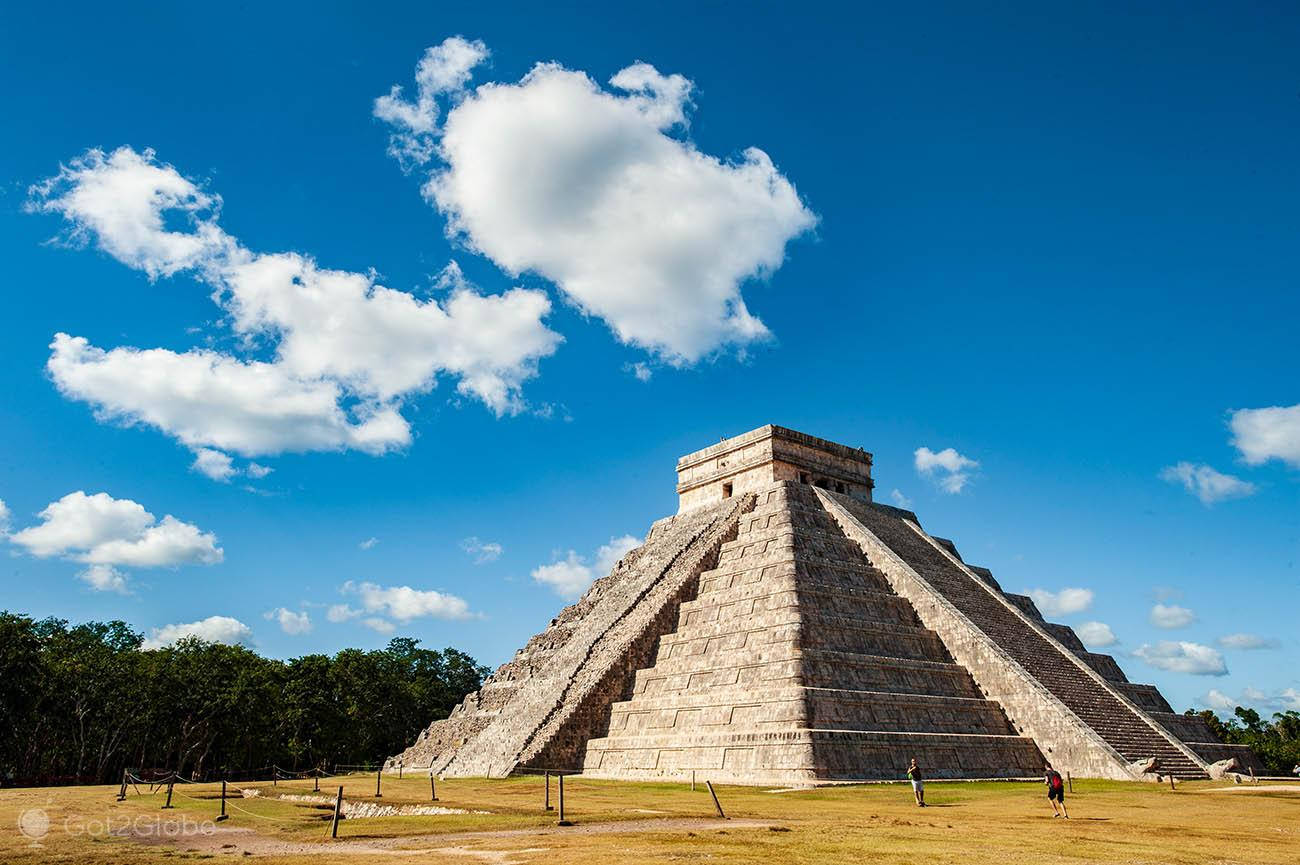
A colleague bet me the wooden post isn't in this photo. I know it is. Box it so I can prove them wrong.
[314,770,320,793]
[430,772,438,802]
[1169,774,1176,791]
[398,761,403,780]
[544,771,552,811]
[375,767,383,797]
[706,780,726,819]
[117,769,128,801]
[556,773,572,826]
[217,779,228,822]
[691,770,696,792]
[163,776,175,809]
[330,786,343,839]
[1250,767,1256,784]
[1066,772,1073,793]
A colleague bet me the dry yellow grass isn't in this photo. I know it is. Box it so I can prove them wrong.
[2,772,1296,864]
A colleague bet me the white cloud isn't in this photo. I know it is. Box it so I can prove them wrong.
[359,537,379,550]
[31,147,561,461]
[531,534,640,598]
[1200,686,1300,713]
[460,536,502,564]
[1027,586,1093,617]
[1230,403,1300,469]
[0,498,9,535]
[362,617,396,634]
[914,446,979,494]
[142,615,252,649]
[1076,621,1117,648]
[327,604,356,623]
[1159,462,1256,505]
[1133,641,1227,676]
[191,448,236,482]
[379,39,815,363]
[889,489,913,509]
[78,563,129,594]
[374,36,489,168]
[191,448,273,483]
[265,607,312,635]
[1202,689,1236,711]
[624,362,653,382]
[1217,633,1281,650]
[8,490,222,568]
[27,146,224,279]
[338,580,473,621]
[1149,603,1196,629]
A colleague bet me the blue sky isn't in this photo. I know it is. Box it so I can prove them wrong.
[1,2,1296,715]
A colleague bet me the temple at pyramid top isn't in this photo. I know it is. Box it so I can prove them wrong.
[676,425,874,511]
[389,425,1261,785]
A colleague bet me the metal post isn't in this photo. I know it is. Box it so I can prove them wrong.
[217,779,228,821]
[117,769,128,801]
[330,786,343,839]
[163,777,175,809]
[557,773,572,826]
[545,771,552,810]
[375,768,382,798]
[706,781,726,819]
[430,772,438,801]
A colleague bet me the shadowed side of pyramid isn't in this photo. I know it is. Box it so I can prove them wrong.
[389,425,1261,783]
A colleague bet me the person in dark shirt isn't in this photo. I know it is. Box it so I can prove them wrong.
[1044,765,1069,818]
[907,758,925,807]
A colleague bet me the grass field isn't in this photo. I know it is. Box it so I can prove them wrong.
[2,772,1296,864]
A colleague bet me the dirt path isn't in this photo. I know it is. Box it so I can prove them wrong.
[124,816,775,860]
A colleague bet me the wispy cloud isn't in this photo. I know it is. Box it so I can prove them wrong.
[1159,462,1256,505]
[915,446,979,494]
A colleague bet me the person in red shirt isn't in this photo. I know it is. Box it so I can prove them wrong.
[1044,765,1069,818]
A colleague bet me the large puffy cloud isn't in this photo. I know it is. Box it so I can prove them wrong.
[378,39,815,362]
[48,334,411,456]
[8,490,222,567]
[1133,641,1227,676]
[914,446,979,494]
[1027,586,1093,617]
[1230,403,1300,468]
[30,147,560,466]
[143,615,252,649]
[1159,462,1256,505]
[531,534,640,599]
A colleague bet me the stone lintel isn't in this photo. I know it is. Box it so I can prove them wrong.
[676,425,873,512]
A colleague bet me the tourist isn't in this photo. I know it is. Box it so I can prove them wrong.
[1044,765,1068,818]
[907,758,925,807]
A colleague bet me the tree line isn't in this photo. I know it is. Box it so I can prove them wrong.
[0,612,488,787]
[1189,707,1300,775]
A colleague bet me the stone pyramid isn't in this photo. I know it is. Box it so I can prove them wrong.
[389,426,1261,784]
